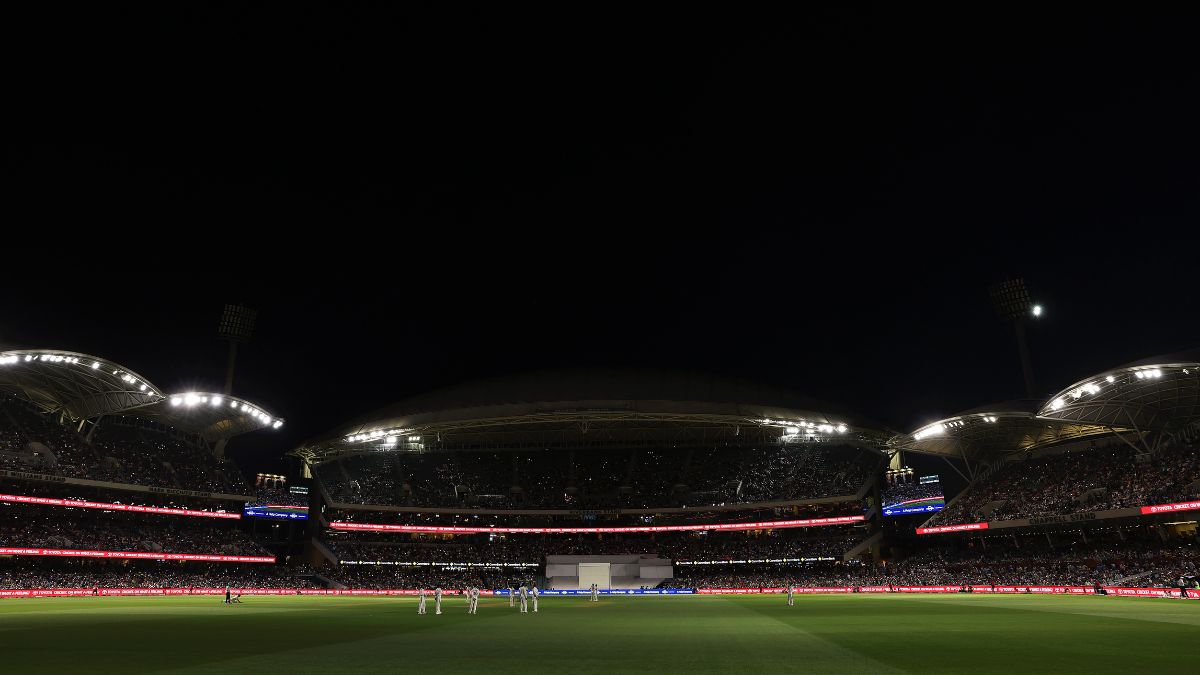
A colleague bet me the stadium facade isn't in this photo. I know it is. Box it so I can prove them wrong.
[1,352,1197,598]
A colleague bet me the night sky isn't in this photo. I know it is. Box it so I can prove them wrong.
[5,6,1198,478]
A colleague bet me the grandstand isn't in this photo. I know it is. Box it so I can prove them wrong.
[1,351,1197,674]
[0,349,310,595]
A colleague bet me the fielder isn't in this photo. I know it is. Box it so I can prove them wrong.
[435,587,443,615]
[508,587,515,607]
[590,583,599,602]
[418,589,427,615]
[531,585,539,613]
[787,585,795,606]
[468,587,479,614]
[519,585,529,613]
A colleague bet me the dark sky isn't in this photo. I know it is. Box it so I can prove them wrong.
[4,6,1198,476]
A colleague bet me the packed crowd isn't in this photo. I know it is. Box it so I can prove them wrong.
[0,560,321,590]
[0,481,244,515]
[325,529,864,564]
[0,398,251,494]
[0,508,270,557]
[932,440,1200,525]
[666,529,1200,589]
[318,445,878,509]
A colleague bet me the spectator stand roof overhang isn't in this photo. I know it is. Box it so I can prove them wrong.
[888,400,1124,471]
[135,392,285,443]
[0,349,165,420]
[0,349,283,443]
[1037,353,1200,451]
[891,351,1200,468]
[289,370,895,465]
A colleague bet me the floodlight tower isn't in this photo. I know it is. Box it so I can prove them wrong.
[218,304,257,395]
[988,278,1041,399]
[214,304,257,459]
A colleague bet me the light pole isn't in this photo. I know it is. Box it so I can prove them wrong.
[214,304,257,459]
[217,304,257,395]
[988,278,1042,399]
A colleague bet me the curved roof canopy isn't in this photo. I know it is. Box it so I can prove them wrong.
[292,369,891,464]
[1038,354,1200,433]
[0,349,164,419]
[134,392,284,442]
[890,400,1122,461]
[0,350,284,443]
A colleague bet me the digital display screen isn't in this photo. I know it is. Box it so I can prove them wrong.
[243,504,309,520]
[882,473,945,516]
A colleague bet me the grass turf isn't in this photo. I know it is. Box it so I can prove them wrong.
[1,594,1197,674]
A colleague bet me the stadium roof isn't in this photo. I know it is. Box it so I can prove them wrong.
[1037,351,1200,436]
[889,400,1122,463]
[136,392,284,442]
[0,349,283,443]
[0,349,165,419]
[893,351,1200,462]
[291,369,893,464]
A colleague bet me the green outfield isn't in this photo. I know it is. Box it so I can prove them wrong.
[1,594,1196,673]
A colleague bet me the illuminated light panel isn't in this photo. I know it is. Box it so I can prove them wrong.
[330,515,865,535]
[0,493,240,519]
[0,548,274,563]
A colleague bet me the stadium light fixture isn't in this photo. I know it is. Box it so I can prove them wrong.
[1031,304,1043,317]
[913,423,945,441]
[1106,375,1115,383]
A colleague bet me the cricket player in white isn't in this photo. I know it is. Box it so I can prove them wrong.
[519,585,529,613]
[787,585,795,606]
[531,585,539,612]
[468,587,479,614]
[508,587,515,607]
[434,587,443,615]
[590,583,599,602]
[418,589,427,615]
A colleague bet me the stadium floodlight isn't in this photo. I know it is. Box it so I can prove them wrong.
[170,397,182,407]
[785,426,800,435]
[913,423,945,441]
[273,420,283,429]
[1106,375,1115,383]
[211,396,222,407]
[988,277,1040,398]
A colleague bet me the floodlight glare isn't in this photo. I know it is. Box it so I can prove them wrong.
[1031,304,1043,317]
